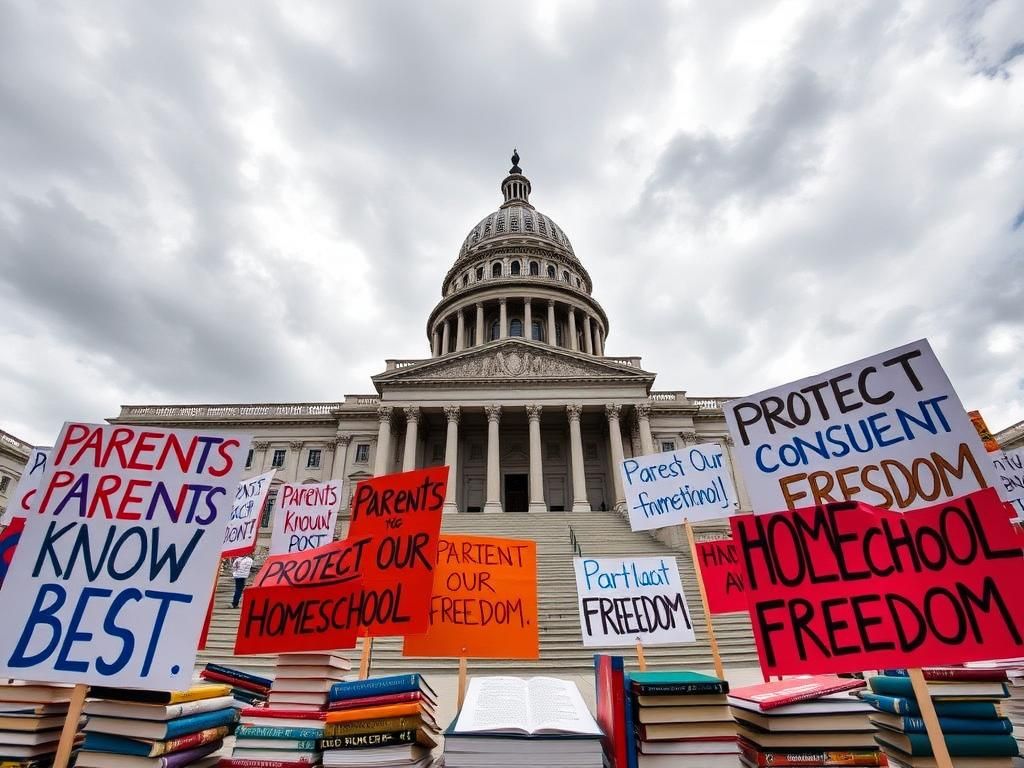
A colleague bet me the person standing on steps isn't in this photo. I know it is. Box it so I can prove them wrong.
[231,553,254,608]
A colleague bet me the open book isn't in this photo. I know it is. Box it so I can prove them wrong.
[452,677,602,737]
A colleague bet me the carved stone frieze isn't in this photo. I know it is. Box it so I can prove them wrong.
[413,347,623,381]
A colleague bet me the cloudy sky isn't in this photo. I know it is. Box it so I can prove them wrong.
[1,0,1022,446]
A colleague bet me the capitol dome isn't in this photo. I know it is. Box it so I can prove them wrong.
[458,204,576,261]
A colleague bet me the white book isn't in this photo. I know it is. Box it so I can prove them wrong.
[452,677,601,737]
[83,695,235,721]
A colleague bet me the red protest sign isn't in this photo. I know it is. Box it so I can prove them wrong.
[0,517,26,589]
[731,488,1024,677]
[235,582,362,655]
[347,466,448,636]
[695,539,747,614]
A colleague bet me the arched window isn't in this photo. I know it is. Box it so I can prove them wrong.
[532,321,543,341]
[529,261,539,276]
[476,267,483,281]
[547,265,556,279]
[510,261,521,276]
[510,318,524,337]
[492,263,502,278]
[490,320,501,340]
[562,271,570,282]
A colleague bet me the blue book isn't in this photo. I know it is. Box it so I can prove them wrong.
[859,692,1004,719]
[84,706,238,741]
[875,730,1020,757]
[81,730,224,758]
[329,674,435,703]
[235,725,325,740]
[204,663,272,689]
[870,711,1013,734]
[869,675,1009,699]
[623,673,637,768]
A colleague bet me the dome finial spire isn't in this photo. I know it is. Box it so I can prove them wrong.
[510,148,522,174]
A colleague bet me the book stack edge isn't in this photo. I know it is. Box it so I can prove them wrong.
[0,680,82,768]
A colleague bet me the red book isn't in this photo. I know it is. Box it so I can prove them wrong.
[327,691,423,711]
[239,707,326,720]
[729,676,865,711]
[737,737,886,766]
[918,667,1010,682]
[219,760,318,768]
[200,668,271,694]
[594,655,628,768]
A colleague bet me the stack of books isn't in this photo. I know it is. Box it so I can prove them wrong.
[864,668,1020,767]
[76,683,236,768]
[0,680,82,767]
[627,670,737,767]
[444,676,603,768]
[199,664,271,709]
[730,676,883,768]
[222,652,350,766]
[967,659,1024,755]
[322,673,440,768]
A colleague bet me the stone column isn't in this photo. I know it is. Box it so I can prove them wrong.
[568,308,579,351]
[483,404,503,513]
[567,405,591,512]
[475,303,484,346]
[524,298,532,341]
[402,406,420,471]
[252,440,270,471]
[373,406,393,477]
[455,310,465,352]
[331,435,351,482]
[636,404,655,455]
[443,406,460,514]
[606,403,627,509]
[596,327,604,356]
[527,405,546,513]
[583,315,594,354]
[432,328,441,357]
[289,441,303,481]
[441,320,450,355]
[547,300,556,346]
[499,299,508,339]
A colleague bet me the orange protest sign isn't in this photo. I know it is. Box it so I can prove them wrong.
[968,410,1001,453]
[402,534,538,659]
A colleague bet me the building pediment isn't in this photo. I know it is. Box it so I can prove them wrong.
[372,339,655,390]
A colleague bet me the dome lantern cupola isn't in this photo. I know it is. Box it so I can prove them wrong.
[500,149,533,209]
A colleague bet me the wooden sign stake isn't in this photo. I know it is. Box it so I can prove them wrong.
[358,637,373,679]
[907,667,953,768]
[53,682,87,768]
[684,520,725,681]
[635,639,648,671]
[457,653,468,710]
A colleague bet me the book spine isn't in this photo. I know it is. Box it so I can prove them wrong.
[327,691,419,710]
[633,682,727,695]
[165,708,239,738]
[882,668,1008,682]
[737,740,885,766]
[330,674,417,701]
[155,726,227,756]
[205,663,273,689]
[323,716,421,738]
[218,760,316,768]
[235,726,325,740]
[201,669,271,694]
[320,729,416,750]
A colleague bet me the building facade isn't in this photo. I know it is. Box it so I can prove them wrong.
[111,153,751,537]
[0,429,31,521]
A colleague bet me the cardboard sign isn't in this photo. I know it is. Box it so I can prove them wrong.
[724,339,1003,513]
[347,466,448,636]
[731,488,1024,676]
[993,449,1024,519]
[0,423,249,689]
[403,535,538,659]
[0,518,25,589]
[236,581,362,655]
[269,479,341,555]
[0,447,50,526]
[223,470,275,557]
[696,539,747,614]
[621,444,738,530]
[573,556,696,647]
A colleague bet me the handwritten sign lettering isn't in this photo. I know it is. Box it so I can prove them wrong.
[993,449,1024,520]
[269,480,341,555]
[0,423,249,689]
[0,447,51,526]
[223,470,275,557]
[696,539,747,614]
[403,535,538,659]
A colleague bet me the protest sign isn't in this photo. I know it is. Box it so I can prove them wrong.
[0,518,25,589]
[621,444,737,530]
[0,447,50,526]
[403,535,538,659]
[573,555,696,647]
[696,539,747,614]
[731,488,1024,677]
[347,466,447,636]
[993,449,1024,519]
[236,581,363,655]
[269,479,341,555]
[223,470,275,557]
[0,423,249,689]
[724,339,1003,513]
[968,410,1001,452]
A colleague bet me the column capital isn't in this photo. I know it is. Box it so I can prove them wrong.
[524,296,531,306]
[443,404,461,424]
[252,440,270,451]
[476,301,484,309]
[323,442,335,454]
[526,404,542,422]
[605,403,621,421]
[404,406,421,424]
[566,403,583,422]
[679,430,699,444]
[499,297,507,306]
[548,298,555,307]
[288,440,303,450]
[635,403,652,420]
[335,434,353,447]
[485,404,502,423]
[721,434,735,446]
[377,406,394,424]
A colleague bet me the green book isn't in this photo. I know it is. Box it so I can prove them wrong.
[875,730,1020,757]
[869,675,1009,699]
[629,671,728,695]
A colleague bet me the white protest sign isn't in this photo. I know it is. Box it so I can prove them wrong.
[0,423,250,689]
[621,444,737,530]
[723,339,1003,513]
[573,556,695,647]
[223,470,276,557]
[0,447,51,526]
[269,480,341,555]
[993,449,1024,519]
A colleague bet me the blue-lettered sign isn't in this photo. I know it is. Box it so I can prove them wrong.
[0,447,51,526]
[0,422,250,690]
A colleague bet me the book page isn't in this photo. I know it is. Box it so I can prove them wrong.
[526,677,602,735]
[454,677,530,734]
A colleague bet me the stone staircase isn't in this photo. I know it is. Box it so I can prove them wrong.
[196,511,757,676]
